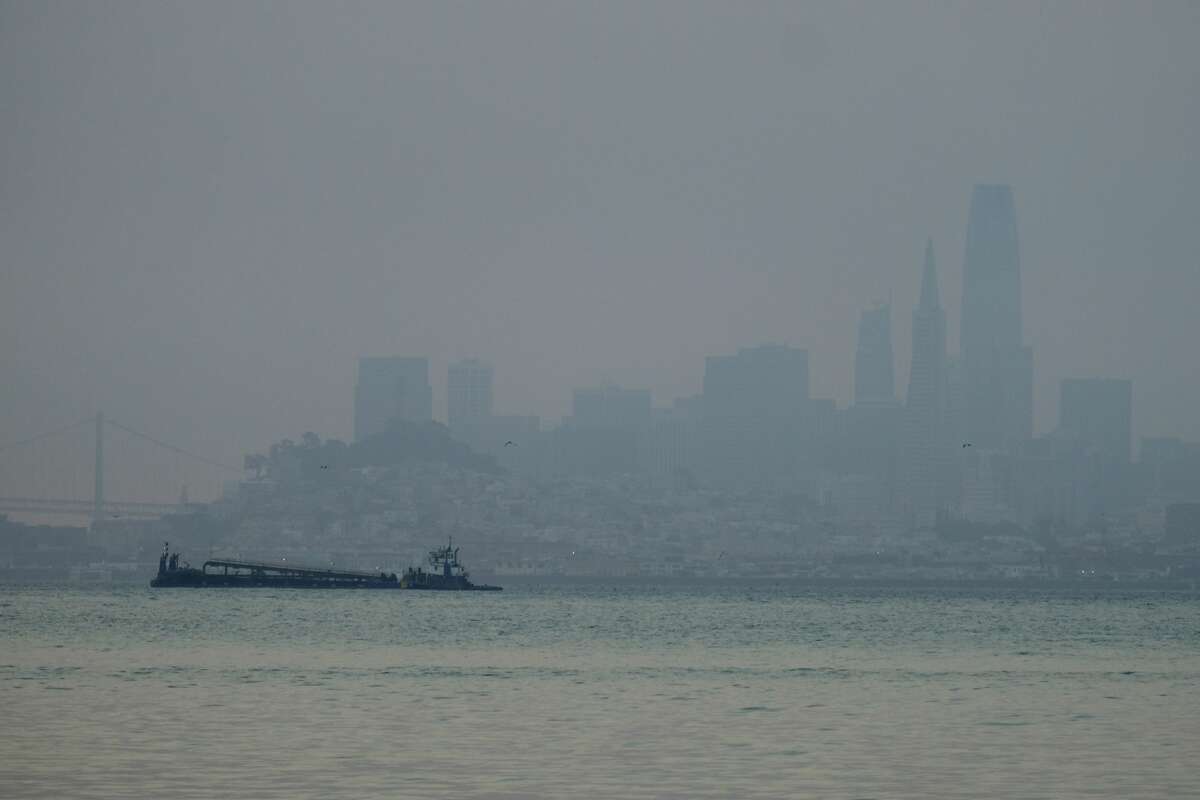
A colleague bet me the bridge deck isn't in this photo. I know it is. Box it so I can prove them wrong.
[0,496,188,517]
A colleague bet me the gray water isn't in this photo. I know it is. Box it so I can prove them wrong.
[1,582,1197,799]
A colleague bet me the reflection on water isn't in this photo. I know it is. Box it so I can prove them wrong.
[1,583,1197,799]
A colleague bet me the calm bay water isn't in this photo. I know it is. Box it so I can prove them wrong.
[1,581,1197,799]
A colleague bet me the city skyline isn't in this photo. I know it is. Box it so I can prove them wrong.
[2,2,1199,498]
[0,186,1176,513]
[0,191,1179,511]
[3,6,1198,798]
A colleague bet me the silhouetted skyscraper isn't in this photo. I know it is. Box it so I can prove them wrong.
[961,184,1033,451]
[854,304,895,406]
[572,386,652,429]
[353,356,433,441]
[703,345,809,420]
[558,385,651,476]
[904,239,950,526]
[447,359,493,430]
[700,344,811,488]
[1059,378,1133,465]
[845,305,900,512]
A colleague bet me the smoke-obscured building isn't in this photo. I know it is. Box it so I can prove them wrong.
[700,344,811,488]
[1165,503,1200,547]
[1048,378,1136,515]
[1141,437,1200,503]
[833,302,901,515]
[448,359,494,431]
[903,239,953,526]
[961,184,1033,453]
[572,386,652,430]
[1059,378,1132,465]
[353,356,433,441]
[854,304,895,407]
[644,399,701,488]
[703,344,809,420]
[837,402,902,517]
[1007,435,1105,526]
[554,386,652,477]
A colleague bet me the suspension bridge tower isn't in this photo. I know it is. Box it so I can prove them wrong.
[1,411,240,520]
[93,411,104,522]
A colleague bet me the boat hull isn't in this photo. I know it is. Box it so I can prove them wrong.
[400,583,502,591]
[151,574,401,589]
[150,571,501,590]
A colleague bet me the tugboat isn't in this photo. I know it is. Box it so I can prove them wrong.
[150,545,208,587]
[400,539,502,590]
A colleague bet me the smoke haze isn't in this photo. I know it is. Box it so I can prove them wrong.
[3,1,1199,489]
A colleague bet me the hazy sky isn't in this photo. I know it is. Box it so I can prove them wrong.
[2,1,1198,498]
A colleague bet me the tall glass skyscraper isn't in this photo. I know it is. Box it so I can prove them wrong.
[960,184,1033,451]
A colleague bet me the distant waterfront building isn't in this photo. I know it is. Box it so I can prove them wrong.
[700,344,811,488]
[1165,503,1200,546]
[903,239,952,527]
[1001,434,1102,526]
[353,356,433,442]
[854,304,895,407]
[838,402,903,516]
[447,359,494,430]
[1050,377,1137,516]
[571,386,652,430]
[554,385,652,477]
[960,448,1013,524]
[961,184,1033,452]
[1141,437,1200,502]
[944,355,967,450]
[643,400,701,487]
[943,354,968,511]
[703,344,810,420]
[1058,378,1133,465]
[843,304,900,514]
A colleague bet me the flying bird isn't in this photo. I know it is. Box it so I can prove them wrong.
[962,443,973,448]
[504,441,517,447]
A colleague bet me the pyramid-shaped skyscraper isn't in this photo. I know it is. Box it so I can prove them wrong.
[904,239,951,526]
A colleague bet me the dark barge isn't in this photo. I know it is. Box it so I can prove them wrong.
[151,541,501,591]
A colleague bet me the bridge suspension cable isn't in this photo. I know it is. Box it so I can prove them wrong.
[0,418,93,453]
[105,418,243,473]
